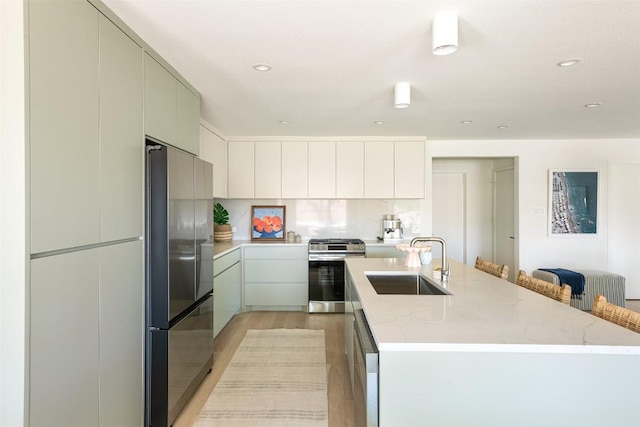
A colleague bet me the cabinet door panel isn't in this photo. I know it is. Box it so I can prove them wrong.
[227,141,254,198]
[309,141,336,198]
[245,282,308,306]
[144,53,176,144]
[336,141,364,198]
[395,141,425,198]
[244,246,307,260]
[255,141,282,198]
[281,142,308,198]
[99,15,143,242]
[30,0,100,253]
[31,250,100,427]
[177,81,200,155]
[99,241,144,427]
[200,126,227,198]
[214,262,242,337]
[244,260,308,282]
[364,141,394,198]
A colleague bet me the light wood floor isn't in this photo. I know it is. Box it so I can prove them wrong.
[173,311,355,427]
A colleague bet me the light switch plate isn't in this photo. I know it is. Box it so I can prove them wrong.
[534,207,545,215]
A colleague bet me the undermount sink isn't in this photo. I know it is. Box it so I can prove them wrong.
[365,273,452,296]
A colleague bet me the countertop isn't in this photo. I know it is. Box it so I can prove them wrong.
[346,257,640,352]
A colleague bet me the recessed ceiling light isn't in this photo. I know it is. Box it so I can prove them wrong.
[584,102,602,108]
[374,121,385,125]
[557,58,581,67]
[253,64,271,71]
[279,120,289,124]
[460,120,473,124]
[497,125,509,129]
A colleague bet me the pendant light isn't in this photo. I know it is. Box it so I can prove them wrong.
[394,82,411,108]
[433,11,458,55]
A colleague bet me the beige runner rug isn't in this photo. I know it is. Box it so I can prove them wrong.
[194,329,328,426]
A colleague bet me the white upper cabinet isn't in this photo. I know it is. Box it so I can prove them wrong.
[29,0,100,253]
[395,140,425,198]
[98,15,143,242]
[282,141,309,198]
[364,141,394,198]
[309,141,336,198]
[144,53,176,145]
[144,53,200,155]
[228,141,255,198]
[176,81,200,155]
[200,125,227,198]
[336,141,364,198]
[254,141,282,198]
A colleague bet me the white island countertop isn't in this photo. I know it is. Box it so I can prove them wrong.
[346,257,640,352]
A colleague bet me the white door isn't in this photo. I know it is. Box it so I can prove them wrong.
[432,173,465,264]
[494,167,516,282]
[608,163,640,299]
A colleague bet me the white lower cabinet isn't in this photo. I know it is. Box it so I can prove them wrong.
[243,246,308,310]
[213,248,242,337]
[30,240,143,427]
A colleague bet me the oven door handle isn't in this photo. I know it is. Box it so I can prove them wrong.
[309,254,365,262]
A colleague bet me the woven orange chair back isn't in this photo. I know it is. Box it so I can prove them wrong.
[474,256,509,280]
[592,295,640,333]
[516,270,571,305]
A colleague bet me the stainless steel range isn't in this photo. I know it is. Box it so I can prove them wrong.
[308,238,366,313]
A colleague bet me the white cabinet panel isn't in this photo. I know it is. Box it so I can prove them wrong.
[99,15,143,242]
[214,260,242,337]
[200,125,227,198]
[336,141,364,198]
[395,141,425,198]
[99,241,144,427]
[177,81,200,155]
[29,0,100,253]
[243,246,308,308]
[30,250,100,427]
[309,141,335,198]
[228,141,254,198]
[244,259,308,282]
[245,282,308,306]
[364,141,394,198]
[144,53,176,145]
[255,141,282,198]
[282,141,308,198]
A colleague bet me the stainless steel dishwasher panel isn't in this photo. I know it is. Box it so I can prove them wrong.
[353,308,378,427]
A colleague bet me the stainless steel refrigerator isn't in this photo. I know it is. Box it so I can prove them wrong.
[145,141,214,427]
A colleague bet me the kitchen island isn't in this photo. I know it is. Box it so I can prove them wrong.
[345,257,640,427]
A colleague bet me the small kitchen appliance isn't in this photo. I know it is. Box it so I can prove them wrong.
[381,215,403,243]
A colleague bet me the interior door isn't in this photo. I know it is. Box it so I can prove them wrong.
[432,173,465,263]
[494,167,515,282]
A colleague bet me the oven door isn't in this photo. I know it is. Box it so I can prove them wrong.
[308,258,345,313]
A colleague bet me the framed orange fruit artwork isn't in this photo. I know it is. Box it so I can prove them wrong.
[251,205,286,242]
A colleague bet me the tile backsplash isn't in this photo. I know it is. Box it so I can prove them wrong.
[217,199,432,241]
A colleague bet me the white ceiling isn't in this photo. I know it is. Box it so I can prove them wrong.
[102,0,640,140]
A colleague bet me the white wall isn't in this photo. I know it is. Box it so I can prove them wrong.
[218,198,433,241]
[0,0,27,425]
[432,158,502,264]
[432,139,640,297]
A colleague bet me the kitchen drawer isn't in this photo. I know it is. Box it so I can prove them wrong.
[244,246,307,260]
[244,282,308,306]
[244,260,307,283]
[213,248,241,275]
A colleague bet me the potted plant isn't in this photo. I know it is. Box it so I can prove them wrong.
[213,202,233,242]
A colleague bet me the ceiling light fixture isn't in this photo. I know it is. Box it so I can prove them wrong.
[433,11,458,55]
[253,64,271,71]
[557,59,580,67]
[584,102,602,108]
[394,82,411,108]
[374,121,385,125]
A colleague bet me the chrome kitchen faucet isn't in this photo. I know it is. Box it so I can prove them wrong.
[410,236,449,281]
